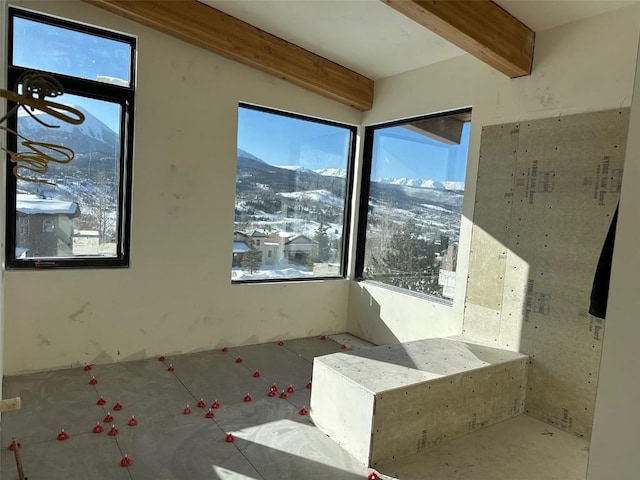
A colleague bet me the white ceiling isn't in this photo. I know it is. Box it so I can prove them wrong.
[495,0,637,32]
[203,0,637,80]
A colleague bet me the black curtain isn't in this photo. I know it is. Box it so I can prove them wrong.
[589,205,619,319]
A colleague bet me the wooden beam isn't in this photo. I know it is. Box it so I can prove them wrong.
[84,0,374,111]
[382,0,534,78]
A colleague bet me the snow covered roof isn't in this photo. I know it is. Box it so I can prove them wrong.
[286,234,316,244]
[246,230,268,237]
[74,230,99,237]
[16,194,79,216]
[233,241,250,253]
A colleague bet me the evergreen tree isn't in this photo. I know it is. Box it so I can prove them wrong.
[314,222,331,262]
[241,242,263,274]
[369,220,436,293]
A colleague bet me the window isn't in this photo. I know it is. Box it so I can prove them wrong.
[355,109,471,302]
[18,217,29,236]
[4,8,135,268]
[42,219,55,233]
[233,104,356,282]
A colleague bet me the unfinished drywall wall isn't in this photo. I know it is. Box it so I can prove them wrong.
[465,109,628,439]
[2,0,361,374]
[349,3,640,348]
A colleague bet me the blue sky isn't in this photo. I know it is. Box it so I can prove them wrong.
[12,16,130,132]
[239,107,470,182]
[371,122,470,182]
[237,107,353,171]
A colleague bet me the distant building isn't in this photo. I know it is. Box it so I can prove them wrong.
[284,234,317,264]
[232,229,271,266]
[16,194,80,258]
[73,230,100,256]
[268,232,318,265]
[233,229,319,269]
[232,231,250,267]
[438,243,459,299]
[438,269,457,299]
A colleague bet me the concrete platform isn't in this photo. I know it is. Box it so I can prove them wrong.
[310,337,529,467]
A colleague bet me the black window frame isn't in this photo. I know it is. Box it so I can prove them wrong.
[5,7,136,269]
[354,107,472,301]
[233,103,357,283]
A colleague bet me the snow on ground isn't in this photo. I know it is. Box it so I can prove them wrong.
[277,189,343,206]
[232,263,314,280]
[420,203,455,213]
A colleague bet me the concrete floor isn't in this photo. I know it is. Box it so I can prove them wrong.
[0,335,589,479]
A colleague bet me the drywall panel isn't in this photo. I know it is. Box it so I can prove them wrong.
[587,33,640,480]
[350,3,640,351]
[2,0,360,374]
[466,109,628,439]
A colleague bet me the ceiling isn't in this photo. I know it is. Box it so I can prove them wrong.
[203,0,637,80]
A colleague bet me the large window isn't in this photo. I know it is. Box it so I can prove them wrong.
[4,8,135,268]
[232,104,356,282]
[356,109,471,302]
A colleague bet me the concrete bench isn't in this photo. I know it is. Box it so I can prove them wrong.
[310,337,528,467]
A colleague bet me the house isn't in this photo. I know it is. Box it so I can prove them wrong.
[232,229,272,267]
[283,234,317,265]
[266,232,318,265]
[72,230,100,256]
[0,1,638,478]
[15,194,80,258]
[231,230,250,267]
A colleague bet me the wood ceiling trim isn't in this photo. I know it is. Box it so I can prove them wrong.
[382,0,534,78]
[84,0,374,111]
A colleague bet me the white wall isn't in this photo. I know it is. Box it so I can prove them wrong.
[3,0,361,374]
[348,5,640,347]
[587,30,640,480]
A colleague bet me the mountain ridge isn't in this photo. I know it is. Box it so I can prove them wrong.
[314,167,464,191]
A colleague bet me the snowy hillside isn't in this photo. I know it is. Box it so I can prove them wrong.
[18,105,117,152]
[277,189,344,206]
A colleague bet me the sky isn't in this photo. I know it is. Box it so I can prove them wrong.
[371,122,470,182]
[12,14,470,183]
[239,106,470,182]
[12,15,130,132]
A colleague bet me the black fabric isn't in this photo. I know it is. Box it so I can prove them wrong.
[589,205,619,319]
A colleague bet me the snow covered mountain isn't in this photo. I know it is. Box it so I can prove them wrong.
[376,177,445,189]
[17,105,118,156]
[314,168,465,191]
[315,168,347,178]
[237,148,266,163]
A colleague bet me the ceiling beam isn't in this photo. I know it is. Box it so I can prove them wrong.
[382,0,534,78]
[84,0,374,111]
